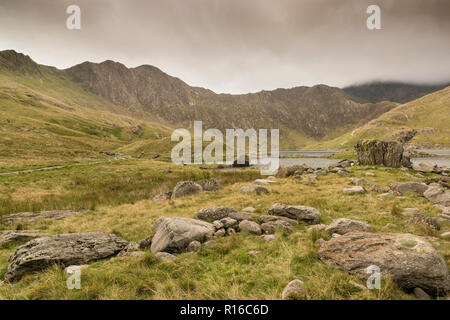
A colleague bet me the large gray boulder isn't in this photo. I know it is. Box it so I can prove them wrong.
[268,203,321,224]
[150,217,215,253]
[196,207,237,220]
[389,182,429,196]
[318,232,450,295]
[325,218,373,235]
[171,181,203,199]
[5,232,129,282]
[355,139,411,168]
[424,186,450,207]
[238,220,262,235]
[412,161,437,173]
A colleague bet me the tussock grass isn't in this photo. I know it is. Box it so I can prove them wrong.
[0,164,448,300]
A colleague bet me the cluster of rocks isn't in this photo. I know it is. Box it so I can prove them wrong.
[152,179,222,203]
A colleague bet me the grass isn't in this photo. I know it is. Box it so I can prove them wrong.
[0,162,448,300]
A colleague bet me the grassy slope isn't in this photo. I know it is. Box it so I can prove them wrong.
[0,71,177,167]
[0,163,448,299]
[310,86,450,150]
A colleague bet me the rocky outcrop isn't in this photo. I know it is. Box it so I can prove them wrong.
[0,210,89,226]
[171,181,203,199]
[197,207,237,220]
[355,140,411,168]
[268,203,321,224]
[5,232,129,282]
[150,217,215,253]
[0,231,49,246]
[325,218,373,235]
[389,182,429,196]
[318,232,450,295]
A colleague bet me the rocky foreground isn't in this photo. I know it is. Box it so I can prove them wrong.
[0,140,449,299]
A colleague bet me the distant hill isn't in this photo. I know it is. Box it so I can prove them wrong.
[343,81,449,104]
[316,86,450,149]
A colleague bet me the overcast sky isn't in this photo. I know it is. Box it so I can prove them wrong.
[0,0,449,93]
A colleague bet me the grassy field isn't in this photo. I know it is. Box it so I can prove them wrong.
[0,161,448,300]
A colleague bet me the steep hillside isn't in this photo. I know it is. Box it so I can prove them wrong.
[315,86,450,149]
[0,50,396,150]
[343,81,449,104]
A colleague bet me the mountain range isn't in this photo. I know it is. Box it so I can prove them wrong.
[0,49,449,164]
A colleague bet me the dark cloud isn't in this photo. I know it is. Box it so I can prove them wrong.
[0,0,449,93]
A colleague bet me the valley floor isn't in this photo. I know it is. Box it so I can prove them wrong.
[0,160,448,299]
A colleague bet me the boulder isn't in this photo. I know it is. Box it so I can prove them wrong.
[196,179,222,191]
[389,182,429,196]
[412,161,437,173]
[268,203,321,224]
[0,210,89,226]
[186,240,202,252]
[343,186,366,194]
[325,218,373,235]
[282,279,304,299]
[228,211,258,222]
[155,252,177,261]
[171,181,203,199]
[408,214,440,230]
[150,217,215,253]
[355,139,411,168]
[197,206,237,220]
[138,236,153,249]
[318,232,450,295]
[238,220,262,235]
[5,232,129,282]
[240,185,270,194]
[261,220,294,234]
[424,186,450,207]
[220,217,238,228]
[0,231,49,246]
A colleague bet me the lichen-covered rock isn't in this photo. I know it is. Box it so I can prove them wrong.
[268,203,321,224]
[150,217,215,253]
[171,181,203,199]
[424,186,450,207]
[261,220,294,234]
[282,279,304,299]
[240,185,270,194]
[5,232,129,282]
[325,218,373,235]
[0,210,89,226]
[0,231,48,246]
[196,179,222,191]
[318,232,450,295]
[355,139,411,168]
[197,207,237,220]
[389,182,429,196]
[408,214,440,230]
[343,186,366,194]
[238,220,262,235]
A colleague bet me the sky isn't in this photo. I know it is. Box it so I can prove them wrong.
[0,0,449,94]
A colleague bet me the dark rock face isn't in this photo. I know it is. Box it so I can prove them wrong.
[355,139,411,168]
[318,232,450,296]
[5,233,129,282]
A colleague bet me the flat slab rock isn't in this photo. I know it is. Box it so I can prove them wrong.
[0,210,89,225]
[268,203,321,224]
[5,232,129,282]
[0,231,49,245]
[318,232,450,295]
[150,217,215,253]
